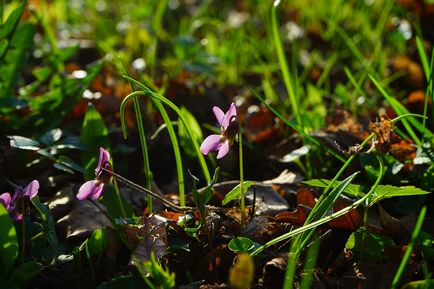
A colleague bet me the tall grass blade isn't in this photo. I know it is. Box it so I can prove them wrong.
[271,1,302,128]
[391,206,427,289]
[122,76,211,183]
[122,67,154,209]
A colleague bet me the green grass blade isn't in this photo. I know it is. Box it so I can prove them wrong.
[122,76,211,183]
[369,74,431,143]
[120,90,185,207]
[416,35,430,81]
[122,66,154,208]
[253,90,346,163]
[271,0,302,128]
[391,206,426,289]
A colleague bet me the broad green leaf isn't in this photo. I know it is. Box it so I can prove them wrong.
[228,237,260,254]
[11,261,42,287]
[304,179,431,204]
[30,196,59,254]
[8,135,40,150]
[0,204,18,277]
[55,156,85,174]
[0,1,26,39]
[222,181,254,206]
[80,104,109,180]
[40,128,62,145]
[346,229,395,261]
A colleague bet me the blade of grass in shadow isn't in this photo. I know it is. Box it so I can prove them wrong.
[299,234,321,289]
[369,74,433,143]
[252,89,346,163]
[415,35,434,140]
[121,66,154,210]
[120,85,185,208]
[416,35,430,81]
[122,76,211,183]
[271,0,302,128]
[282,156,383,289]
[391,206,426,289]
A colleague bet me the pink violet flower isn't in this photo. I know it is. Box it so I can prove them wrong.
[77,147,112,200]
[0,192,11,210]
[200,102,239,159]
[1,180,39,221]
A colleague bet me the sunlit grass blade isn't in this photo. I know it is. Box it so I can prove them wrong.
[416,35,430,81]
[120,86,185,208]
[252,89,346,163]
[122,76,211,184]
[391,206,426,289]
[369,74,433,143]
[271,0,302,128]
[122,66,154,209]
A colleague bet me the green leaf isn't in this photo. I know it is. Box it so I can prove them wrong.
[80,103,110,180]
[0,204,18,277]
[346,229,395,261]
[0,39,8,58]
[8,135,40,150]
[11,261,42,287]
[191,168,219,223]
[30,196,59,254]
[228,237,260,254]
[86,228,107,257]
[178,106,203,158]
[55,156,85,174]
[40,128,62,145]
[222,181,254,206]
[32,66,52,82]
[0,23,35,98]
[0,1,26,39]
[304,179,431,204]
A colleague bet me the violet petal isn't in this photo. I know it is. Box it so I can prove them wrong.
[95,147,110,174]
[23,180,39,199]
[200,134,223,155]
[221,102,237,129]
[213,106,225,127]
[90,184,104,200]
[217,141,230,159]
[0,192,11,210]
[77,180,101,200]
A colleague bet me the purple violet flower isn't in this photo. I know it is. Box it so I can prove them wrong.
[77,147,112,200]
[0,192,11,210]
[1,180,39,221]
[200,102,238,159]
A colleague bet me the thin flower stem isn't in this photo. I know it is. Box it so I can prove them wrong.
[112,177,127,218]
[102,168,193,213]
[21,214,25,263]
[239,131,245,230]
[89,199,113,222]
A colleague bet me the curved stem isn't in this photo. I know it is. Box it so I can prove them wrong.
[239,131,245,230]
